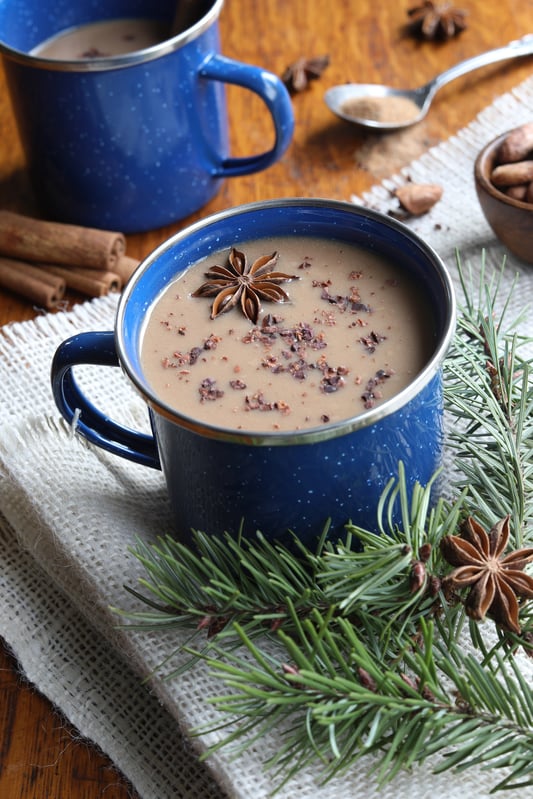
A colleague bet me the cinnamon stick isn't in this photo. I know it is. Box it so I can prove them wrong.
[113,255,141,284]
[41,265,122,297]
[0,256,65,309]
[0,210,126,271]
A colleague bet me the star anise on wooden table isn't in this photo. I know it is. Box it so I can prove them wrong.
[440,515,533,634]
[192,247,299,324]
[282,55,330,93]
[406,2,468,41]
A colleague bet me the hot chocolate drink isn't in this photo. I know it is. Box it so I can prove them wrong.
[32,18,168,60]
[140,236,435,433]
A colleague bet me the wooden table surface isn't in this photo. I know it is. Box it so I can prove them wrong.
[0,0,531,796]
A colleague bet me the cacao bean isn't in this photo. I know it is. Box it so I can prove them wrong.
[395,183,443,215]
[491,160,533,187]
[504,184,528,201]
[497,122,533,164]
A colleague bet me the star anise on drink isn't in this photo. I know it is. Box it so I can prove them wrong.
[192,247,299,324]
[282,55,330,93]
[406,2,468,40]
[440,515,533,634]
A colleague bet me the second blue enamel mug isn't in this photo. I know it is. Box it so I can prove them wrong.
[0,0,294,232]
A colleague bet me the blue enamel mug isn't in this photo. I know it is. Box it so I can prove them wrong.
[51,199,456,545]
[0,0,293,232]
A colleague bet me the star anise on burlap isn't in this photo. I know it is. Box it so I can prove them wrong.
[282,55,330,93]
[440,515,533,634]
[406,2,468,41]
[192,247,298,324]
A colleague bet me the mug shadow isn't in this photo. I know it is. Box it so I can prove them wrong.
[305,117,438,183]
[0,168,40,215]
[306,117,367,160]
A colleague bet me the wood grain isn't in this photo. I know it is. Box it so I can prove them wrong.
[0,0,532,794]
[0,645,137,797]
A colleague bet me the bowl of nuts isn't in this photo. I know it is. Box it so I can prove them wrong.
[474,123,533,264]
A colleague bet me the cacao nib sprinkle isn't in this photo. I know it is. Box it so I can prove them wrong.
[349,286,362,303]
[262,354,279,369]
[203,333,222,350]
[298,257,313,269]
[245,391,271,411]
[321,374,345,393]
[320,287,347,309]
[319,364,349,393]
[360,330,387,353]
[242,327,276,345]
[229,379,247,390]
[313,332,328,350]
[319,310,336,326]
[169,351,189,366]
[244,392,290,414]
[275,400,291,415]
[350,300,371,313]
[296,322,315,342]
[244,320,327,360]
[79,47,110,58]
[320,285,371,313]
[285,323,326,351]
[164,333,221,369]
[199,378,224,402]
[288,358,310,380]
[289,339,307,356]
[361,368,394,409]
[262,313,282,328]
[259,314,282,339]
[189,346,202,365]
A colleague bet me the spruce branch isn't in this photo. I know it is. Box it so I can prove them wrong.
[443,253,533,542]
[194,615,533,791]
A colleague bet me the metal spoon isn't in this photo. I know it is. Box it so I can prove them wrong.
[324,34,533,131]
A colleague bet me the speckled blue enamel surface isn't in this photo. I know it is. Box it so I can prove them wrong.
[51,201,455,546]
[152,375,443,544]
[0,1,293,231]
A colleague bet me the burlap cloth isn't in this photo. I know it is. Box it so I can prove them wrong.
[1,77,533,799]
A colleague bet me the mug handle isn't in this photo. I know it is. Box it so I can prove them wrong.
[51,331,161,470]
[199,53,294,177]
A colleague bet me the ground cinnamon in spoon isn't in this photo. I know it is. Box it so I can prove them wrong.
[341,95,421,124]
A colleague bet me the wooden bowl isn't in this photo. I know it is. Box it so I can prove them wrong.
[474,128,533,265]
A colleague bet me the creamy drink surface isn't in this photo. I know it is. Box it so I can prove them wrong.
[140,237,435,433]
[31,18,168,59]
